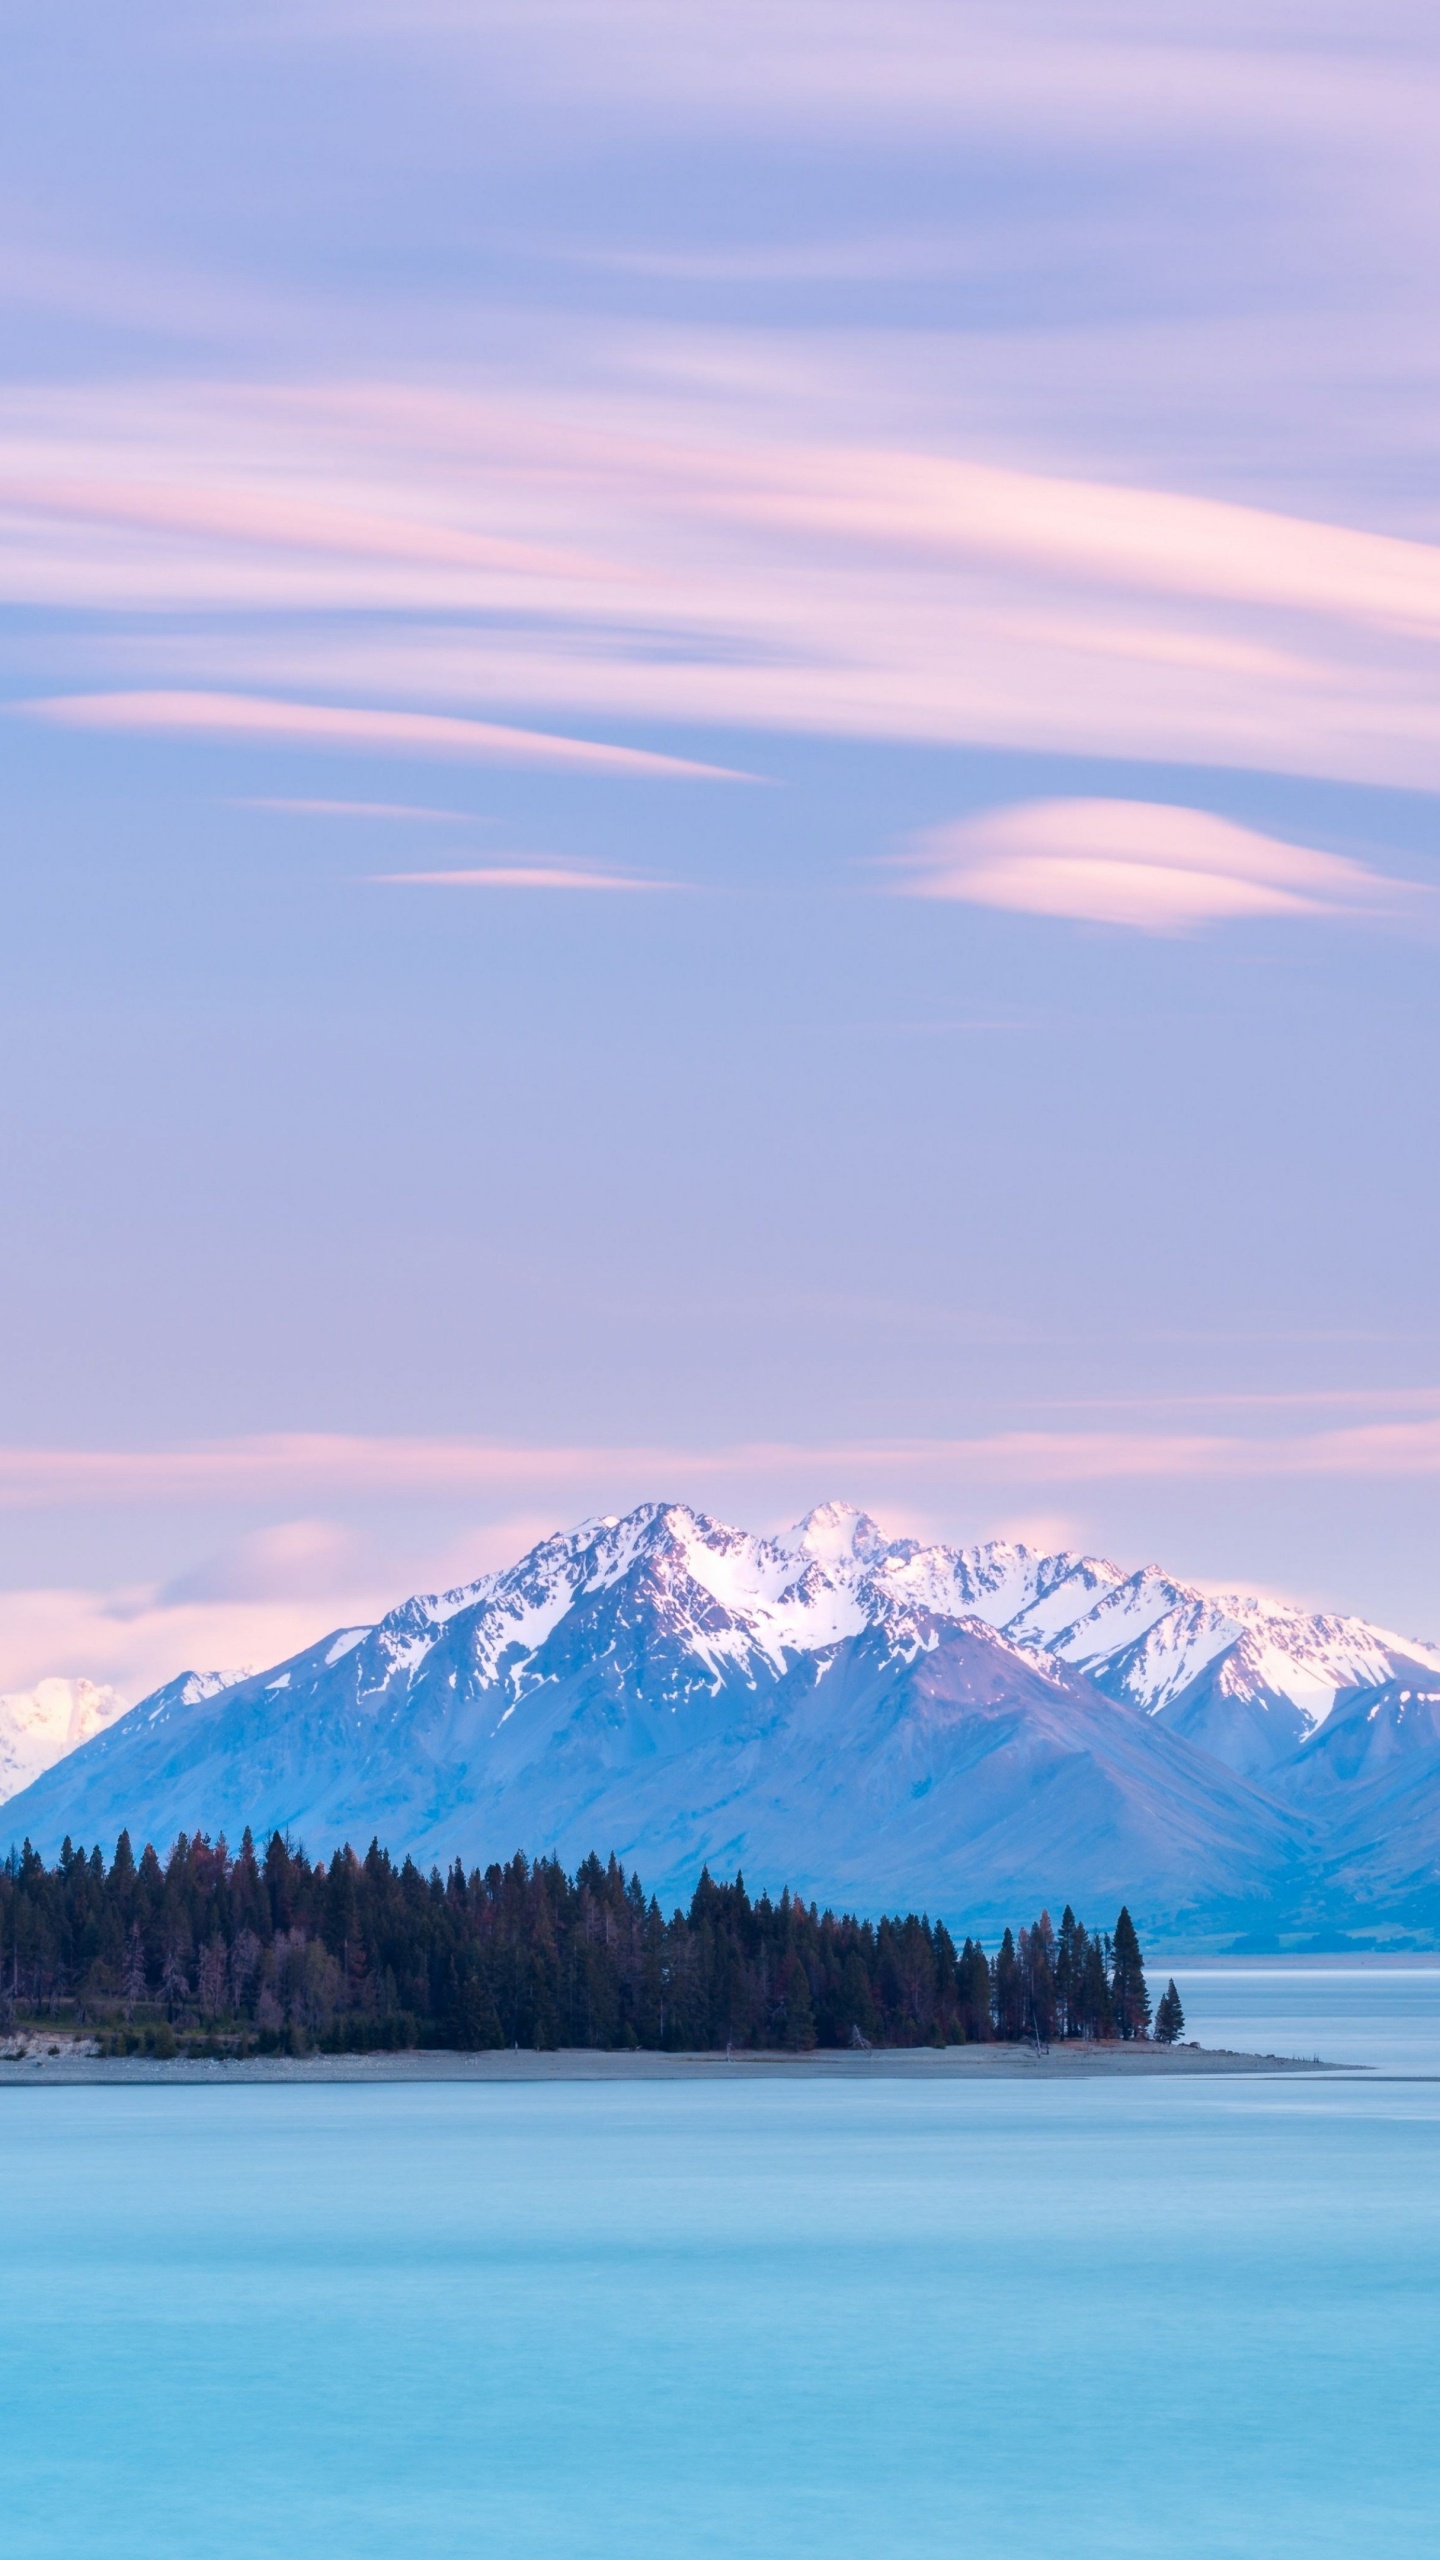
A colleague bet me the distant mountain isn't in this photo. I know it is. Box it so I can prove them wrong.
[0,1669,241,1810]
[5,1503,1438,1941]
[0,1677,130,1803]
[1273,1663,1440,1934]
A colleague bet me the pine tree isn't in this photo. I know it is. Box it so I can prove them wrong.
[0,1827,1170,2061]
[1110,1906,1152,2040]
[1055,1906,1079,2037]
[1021,1911,1058,2045]
[450,1954,504,2050]
[1154,1979,1186,2044]
[957,1940,992,2042]
[992,1928,1023,2038]
[780,1950,816,2050]
[1079,1934,1114,2039]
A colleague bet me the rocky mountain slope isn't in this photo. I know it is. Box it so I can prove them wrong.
[5,1503,1438,1939]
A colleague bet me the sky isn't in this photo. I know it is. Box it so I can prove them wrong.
[2,0,1439,1701]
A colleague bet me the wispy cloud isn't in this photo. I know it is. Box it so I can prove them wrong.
[1,1416,1438,1519]
[248,2,1440,156]
[0,1581,361,1716]
[239,795,485,821]
[897,798,1421,933]
[23,690,748,782]
[8,375,1440,786]
[3,1412,1438,1700]
[554,232,989,285]
[0,1515,592,1704]
[372,864,678,890]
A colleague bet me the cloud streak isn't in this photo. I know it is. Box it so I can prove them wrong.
[251,1,1440,157]
[4,1413,1438,1701]
[372,865,678,890]
[6,368,1440,788]
[2,1416,1439,1516]
[0,1582,346,1719]
[23,689,747,781]
[899,798,1420,933]
[240,796,484,821]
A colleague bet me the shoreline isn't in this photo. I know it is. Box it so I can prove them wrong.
[0,2041,1342,2086]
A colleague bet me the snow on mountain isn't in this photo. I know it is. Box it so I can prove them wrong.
[998,1566,1440,1779]
[1276,1666,1440,1933]
[0,1668,245,1810]
[3,1502,1436,1936]
[0,1677,130,1804]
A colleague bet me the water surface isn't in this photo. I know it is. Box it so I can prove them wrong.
[4,2048,1439,2558]
[1160,1957,1440,2074]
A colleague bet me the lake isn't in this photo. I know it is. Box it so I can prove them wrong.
[1163,1956,1440,2076]
[4,1965,1439,2559]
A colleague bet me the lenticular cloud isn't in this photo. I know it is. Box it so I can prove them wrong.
[903,798,1412,933]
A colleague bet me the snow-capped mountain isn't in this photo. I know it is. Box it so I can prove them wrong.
[0,1669,243,1810]
[5,1502,1438,1939]
[0,1677,130,1804]
[996,1563,1439,1780]
[323,1497,1429,1766]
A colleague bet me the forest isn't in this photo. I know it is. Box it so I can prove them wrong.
[0,1829,1172,2055]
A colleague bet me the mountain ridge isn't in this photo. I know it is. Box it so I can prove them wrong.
[5,1501,1438,1942]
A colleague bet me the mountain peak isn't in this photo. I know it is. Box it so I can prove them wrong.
[785,1501,889,1565]
[7,1502,1438,1943]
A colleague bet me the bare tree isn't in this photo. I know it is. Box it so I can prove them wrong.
[196,1939,228,2019]
[122,1923,147,2022]
[229,1927,261,2013]
[159,1946,191,2019]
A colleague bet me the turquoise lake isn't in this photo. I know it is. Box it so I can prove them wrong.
[4,1967,1439,2560]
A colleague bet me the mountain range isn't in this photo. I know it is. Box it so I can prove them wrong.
[6,1501,1440,1943]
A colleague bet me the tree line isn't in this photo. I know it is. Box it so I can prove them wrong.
[0,1829,1183,2054]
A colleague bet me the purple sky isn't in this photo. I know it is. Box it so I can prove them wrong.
[2,1,1439,1699]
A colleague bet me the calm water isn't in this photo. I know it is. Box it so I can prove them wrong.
[1161,1959,1440,2075]
[4,1971,1440,2560]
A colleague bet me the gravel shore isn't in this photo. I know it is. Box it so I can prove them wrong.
[0,2040,1337,2086]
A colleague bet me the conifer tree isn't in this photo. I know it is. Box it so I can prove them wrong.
[1079,1934,1114,2039]
[1,1831,1164,2058]
[1110,1906,1152,2040]
[957,1940,992,2042]
[1055,1906,1079,2036]
[992,1927,1023,2038]
[1154,1979,1186,2044]
[1021,1911,1058,2044]
[780,1950,816,2050]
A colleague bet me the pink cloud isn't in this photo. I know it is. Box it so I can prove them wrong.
[1,1416,1438,1517]
[7,370,1440,786]
[23,690,747,781]
[3,1411,1438,1701]
[0,1582,348,1714]
[737,447,1440,630]
[371,864,679,890]
[266,3,1440,160]
[898,798,1417,933]
[239,796,482,821]
[4,466,604,584]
